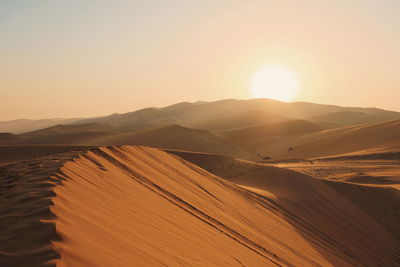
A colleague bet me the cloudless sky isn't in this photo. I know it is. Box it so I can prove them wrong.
[1,0,399,120]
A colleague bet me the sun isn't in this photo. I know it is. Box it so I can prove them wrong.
[250,65,299,102]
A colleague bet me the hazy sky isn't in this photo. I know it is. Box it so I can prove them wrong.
[1,0,399,120]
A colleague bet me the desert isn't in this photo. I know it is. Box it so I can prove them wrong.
[1,99,400,266]
[1,1,400,266]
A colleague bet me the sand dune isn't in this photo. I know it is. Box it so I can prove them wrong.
[0,133,20,144]
[0,151,84,265]
[0,123,113,146]
[315,146,400,161]
[185,110,291,131]
[232,119,400,159]
[88,124,249,158]
[222,119,325,143]
[17,132,110,145]
[1,123,248,158]
[1,146,399,266]
[168,150,400,260]
[286,119,400,159]
[0,118,80,134]
[21,123,114,138]
[310,110,400,126]
[272,154,400,189]
[0,146,94,165]
[341,173,400,185]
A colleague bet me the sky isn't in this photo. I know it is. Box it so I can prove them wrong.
[1,0,399,120]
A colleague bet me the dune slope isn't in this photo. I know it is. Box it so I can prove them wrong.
[88,125,249,158]
[168,150,400,264]
[1,146,399,266]
[233,119,400,159]
[222,119,325,143]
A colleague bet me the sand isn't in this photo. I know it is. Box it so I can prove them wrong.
[0,146,94,165]
[3,105,400,162]
[1,146,399,266]
[87,124,249,158]
[226,119,400,159]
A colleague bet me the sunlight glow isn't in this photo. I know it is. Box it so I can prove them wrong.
[250,65,299,102]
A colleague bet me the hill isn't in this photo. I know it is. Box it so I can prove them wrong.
[0,123,248,158]
[1,146,399,266]
[183,109,291,131]
[310,110,400,126]
[21,122,114,137]
[88,124,249,158]
[222,119,325,143]
[238,119,400,159]
[75,99,400,132]
[0,133,20,144]
[0,118,80,134]
[3,98,399,134]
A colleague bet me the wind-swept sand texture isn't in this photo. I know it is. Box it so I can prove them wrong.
[0,151,83,265]
[1,146,399,266]
[0,146,94,165]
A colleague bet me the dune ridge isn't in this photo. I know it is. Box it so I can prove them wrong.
[1,146,399,266]
[230,119,400,159]
[0,150,85,265]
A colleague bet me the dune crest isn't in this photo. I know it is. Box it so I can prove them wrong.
[1,146,399,266]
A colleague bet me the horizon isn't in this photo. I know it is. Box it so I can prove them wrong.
[1,97,400,122]
[2,2,400,264]
[1,1,400,120]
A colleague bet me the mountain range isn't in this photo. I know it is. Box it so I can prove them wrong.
[1,98,400,160]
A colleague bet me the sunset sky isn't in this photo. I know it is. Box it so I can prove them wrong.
[1,0,399,120]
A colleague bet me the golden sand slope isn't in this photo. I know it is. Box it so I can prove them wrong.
[227,119,400,159]
[168,150,400,263]
[1,146,399,266]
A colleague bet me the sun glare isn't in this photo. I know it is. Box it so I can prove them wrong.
[250,65,299,102]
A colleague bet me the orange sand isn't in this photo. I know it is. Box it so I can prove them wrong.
[1,146,399,266]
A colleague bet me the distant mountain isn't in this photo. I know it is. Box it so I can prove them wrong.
[2,99,399,134]
[73,99,400,131]
[0,132,20,144]
[21,122,114,137]
[2,99,400,159]
[0,118,80,134]
[1,123,113,145]
[17,132,111,145]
